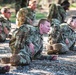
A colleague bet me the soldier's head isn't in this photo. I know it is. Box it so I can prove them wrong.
[67,16,76,30]
[16,8,33,27]
[29,0,37,10]
[61,0,70,11]
[1,7,11,19]
[38,19,50,34]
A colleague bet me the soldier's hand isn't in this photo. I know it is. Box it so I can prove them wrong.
[51,55,58,60]
[65,38,69,44]
[4,27,9,35]
[29,43,35,54]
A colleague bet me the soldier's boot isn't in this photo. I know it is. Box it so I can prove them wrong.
[46,45,55,54]
[0,65,10,74]
[10,54,20,66]
[1,57,10,64]
[52,43,62,54]
[10,54,30,66]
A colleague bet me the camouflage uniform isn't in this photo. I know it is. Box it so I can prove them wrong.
[46,19,62,54]
[47,22,76,54]
[15,0,30,14]
[0,15,11,42]
[48,3,66,23]
[26,7,36,22]
[59,23,76,52]
[9,24,53,66]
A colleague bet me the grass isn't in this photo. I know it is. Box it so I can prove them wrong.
[70,3,76,8]
[10,12,16,23]
[36,12,46,19]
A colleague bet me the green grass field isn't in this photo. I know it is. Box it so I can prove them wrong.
[70,3,76,8]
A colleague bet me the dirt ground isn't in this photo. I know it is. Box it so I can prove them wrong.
[0,8,76,75]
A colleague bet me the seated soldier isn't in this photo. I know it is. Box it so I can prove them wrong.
[47,16,76,54]
[0,7,11,42]
[1,8,57,66]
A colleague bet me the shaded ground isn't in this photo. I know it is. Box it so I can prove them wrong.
[0,8,76,75]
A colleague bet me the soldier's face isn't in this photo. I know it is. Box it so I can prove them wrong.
[30,1,37,10]
[71,19,76,29]
[40,21,50,34]
[4,10,11,19]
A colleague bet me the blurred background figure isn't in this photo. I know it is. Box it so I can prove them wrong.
[0,7,11,42]
[15,0,30,14]
[60,0,70,12]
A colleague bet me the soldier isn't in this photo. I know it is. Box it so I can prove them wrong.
[60,0,70,12]
[28,0,37,22]
[1,8,57,66]
[0,7,11,42]
[15,0,30,14]
[47,16,76,54]
[48,3,66,23]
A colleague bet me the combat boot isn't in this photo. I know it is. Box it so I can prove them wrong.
[1,57,10,64]
[10,54,20,66]
[52,43,62,54]
[46,44,54,54]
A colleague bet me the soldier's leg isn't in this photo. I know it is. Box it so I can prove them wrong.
[10,48,31,66]
[33,49,57,60]
[59,43,69,54]
[1,48,31,66]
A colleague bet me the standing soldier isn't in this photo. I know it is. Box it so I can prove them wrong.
[15,0,30,14]
[0,7,11,42]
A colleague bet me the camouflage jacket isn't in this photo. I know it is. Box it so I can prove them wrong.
[27,7,36,21]
[48,4,66,23]
[9,24,43,58]
[0,15,11,40]
[48,19,61,44]
[59,23,76,48]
